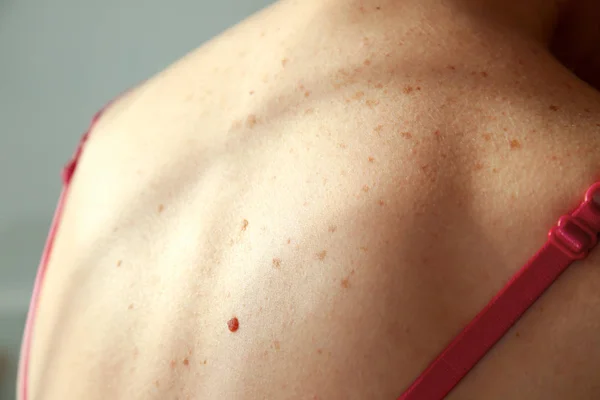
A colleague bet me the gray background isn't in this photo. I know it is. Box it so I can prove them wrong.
[0,1,274,398]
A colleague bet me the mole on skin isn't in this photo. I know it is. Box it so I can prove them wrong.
[228,317,240,332]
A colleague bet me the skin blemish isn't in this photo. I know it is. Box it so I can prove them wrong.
[317,349,323,355]
[400,131,413,139]
[227,317,240,332]
[170,360,177,369]
[378,199,386,206]
[493,168,499,173]
[338,143,347,149]
[375,83,384,89]
[246,115,258,129]
[154,381,160,388]
[482,133,491,141]
[304,90,311,97]
[242,219,249,231]
[368,156,375,162]
[374,125,383,134]
[158,204,165,213]
[317,250,327,260]
[273,341,281,350]
[203,360,207,365]
[287,238,291,244]
[183,358,190,366]
[249,90,255,95]
[447,65,456,70]
[341,277,350,288]
[362,185,370,192]
[481,71,488,77]
[416,86,422,91]
[360,246,368,253]
[516,332,521,338]
[353,91,365,100]
[329,225,337,233]
[364,59,371,66]
[376,6,381,10]
[584,108,591,113]
[509,139,521,149]
[281,58,288,67]
[128,304,134,310]
[272,258,282,268]
[366,99,379,108]
[116,260,122,267]
[305,108,315,115]
[549,105,559,111]
[403,86,414,94]
[474,162,484,171]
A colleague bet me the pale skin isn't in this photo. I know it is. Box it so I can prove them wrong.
[20,0,600,399]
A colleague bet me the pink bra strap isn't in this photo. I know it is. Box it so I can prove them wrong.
[399,182,600,399]
[19,107,108,400]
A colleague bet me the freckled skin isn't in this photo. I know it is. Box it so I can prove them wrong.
[27,1,600,400]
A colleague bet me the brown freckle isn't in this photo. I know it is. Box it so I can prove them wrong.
[401,131,412,139]
[503,127,508,131]
[287,238,291,244]
[551,155,558,161]
[516,332,521,338]
[116,260,122,267]
[378,199,386,206]
[183,358,189,366]
[273,341,281,350]
[364,59,371,66]
[447,65,456,70]
[317,250,327,260]
[368,156,375,163]
[492,168,499,173]
[154,380,160,388]
[482,133,491,141]
[317,349,323,355]
[376,6,381,10]
[403,86,414,94]
[281,58,288,67]
[549,105,559,111]
[366,99,379,108]
[362,185,370,192]
[227,317,240,332]
[360,246,368,252]
[416,86,421,91]
[374,125,383,134]
[353,91,365,100]
[481,71,488,77]
[584,108,591,113]
[249,90,254,95]
[509,139,521,149]
[328,225,337,233]
[341,278,350,288]
[474,162,484,171]
[272,258,281,268]
[242,219,249,231]
[158,204,165,213]
[128,304,134,310]
[304,91,311,97]
[246,114,258,128]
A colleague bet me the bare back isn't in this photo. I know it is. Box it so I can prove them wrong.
[22,1,600,399]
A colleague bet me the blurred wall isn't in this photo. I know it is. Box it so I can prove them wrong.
[0,0,275,398]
